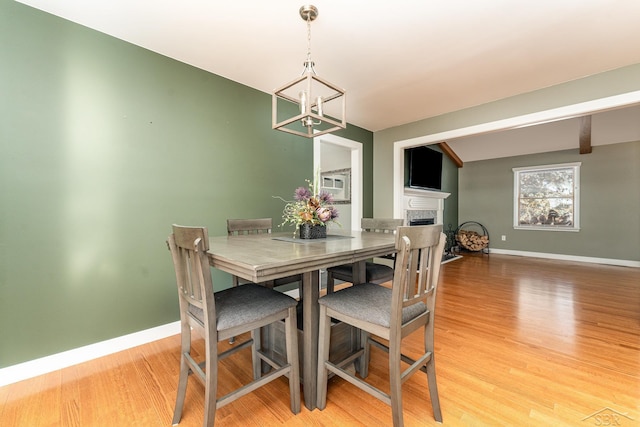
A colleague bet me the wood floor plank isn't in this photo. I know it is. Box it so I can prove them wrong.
[0,385,8,421]
[1,253,638,426]
[2,371,62,426]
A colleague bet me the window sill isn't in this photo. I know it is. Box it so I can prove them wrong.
[513,226,580,232]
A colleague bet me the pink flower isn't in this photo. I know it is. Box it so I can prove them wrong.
[316,207,332,222]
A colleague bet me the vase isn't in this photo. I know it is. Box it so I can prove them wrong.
[299,223,327,239]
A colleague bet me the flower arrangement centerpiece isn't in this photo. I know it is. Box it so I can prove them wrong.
[274,175,340,239]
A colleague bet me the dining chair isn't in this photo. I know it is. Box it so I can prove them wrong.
[317,225,446,426]
[227,218,303,291]
[167,225,300,427]
[325,218,404,293]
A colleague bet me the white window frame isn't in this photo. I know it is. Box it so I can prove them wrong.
[513,162,581,232]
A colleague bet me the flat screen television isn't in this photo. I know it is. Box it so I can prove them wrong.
[408,145,443,191]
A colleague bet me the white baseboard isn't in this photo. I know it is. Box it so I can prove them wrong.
[441,255,463,264]
[488,248,640,268]
[0,321,181,387]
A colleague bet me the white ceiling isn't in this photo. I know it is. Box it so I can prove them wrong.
[17,0,640,134]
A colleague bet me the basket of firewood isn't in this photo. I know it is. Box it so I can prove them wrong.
[455,222,489,253]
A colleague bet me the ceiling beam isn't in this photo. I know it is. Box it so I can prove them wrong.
[438,142,463,168]
[579,115,592,154]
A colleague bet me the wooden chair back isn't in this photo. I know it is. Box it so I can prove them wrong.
[362,217,404,261]
[227,218,272,235]
[361,218,404,233]
[391,225,446,335]
[167,225,216,339]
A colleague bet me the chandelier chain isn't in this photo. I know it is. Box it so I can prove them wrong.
[306,14,312,64]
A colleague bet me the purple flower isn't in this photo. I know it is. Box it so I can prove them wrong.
[330,206,339,219]
[294,186,311,201]
[318,191,334,204]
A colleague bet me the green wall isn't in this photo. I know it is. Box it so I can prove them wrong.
[0,0,373,368]
[459,141,640,261]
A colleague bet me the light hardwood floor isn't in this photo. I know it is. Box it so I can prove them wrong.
[1,254,639,426]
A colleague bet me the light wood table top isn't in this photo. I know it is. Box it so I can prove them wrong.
[207,230,396,410]
[207,231,396,283]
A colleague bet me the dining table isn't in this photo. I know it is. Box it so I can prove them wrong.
[206,229,396,410]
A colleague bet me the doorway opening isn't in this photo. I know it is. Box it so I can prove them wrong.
[314,134,363,231]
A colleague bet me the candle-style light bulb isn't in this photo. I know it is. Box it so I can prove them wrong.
[299,91,308,114]
[316,96,323,117]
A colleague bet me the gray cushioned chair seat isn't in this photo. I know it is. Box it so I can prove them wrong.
[329,261,393,282]
[365,262,394,282]
[318,283,427,328]
[328,264,353,276]
[188,283,298,331]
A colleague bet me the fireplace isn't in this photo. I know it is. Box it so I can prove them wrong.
[403,188,450,225]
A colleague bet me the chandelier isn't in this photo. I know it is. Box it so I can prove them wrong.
[272,5,346,138]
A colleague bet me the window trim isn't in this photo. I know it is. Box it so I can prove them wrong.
[513,162,581,232]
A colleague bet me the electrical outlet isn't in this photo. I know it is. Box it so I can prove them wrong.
[501,235,507,241]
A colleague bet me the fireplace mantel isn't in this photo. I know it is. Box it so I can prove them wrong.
[404,188,451,200]
[403,188,450,225]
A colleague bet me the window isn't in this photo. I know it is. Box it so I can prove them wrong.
[513,162,580,231]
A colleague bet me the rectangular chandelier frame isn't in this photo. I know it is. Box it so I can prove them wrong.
[272,72,346,138]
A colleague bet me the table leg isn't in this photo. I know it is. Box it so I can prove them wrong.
[301,270,319,410]
[352,260,366,285]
